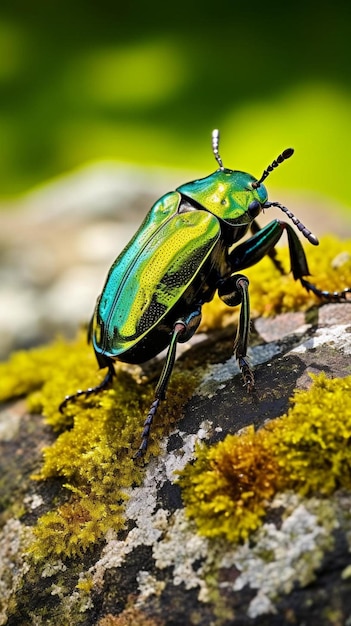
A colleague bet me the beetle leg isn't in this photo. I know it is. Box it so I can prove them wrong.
[59,358,115,413]
[134,321,185,459]
[135,308,202,458]
[218,274,254,390]
[231,219,351,302]
[250,219,285,275]
[229,219,306,273]
[299,279,351,301]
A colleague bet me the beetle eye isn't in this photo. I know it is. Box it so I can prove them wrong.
[248,199,261,218]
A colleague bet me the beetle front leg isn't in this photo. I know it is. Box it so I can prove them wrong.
[230,219,306,274]
[218,274,254,390]
[135,307,202,458]
[250,219,285,275]
[231,219,351,302]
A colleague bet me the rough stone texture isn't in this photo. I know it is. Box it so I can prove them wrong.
[1,303,351,626]
[1,163,351,624]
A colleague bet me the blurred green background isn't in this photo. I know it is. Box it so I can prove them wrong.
[1,0,351,211]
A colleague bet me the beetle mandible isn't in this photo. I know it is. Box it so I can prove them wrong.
[60,129,351,457]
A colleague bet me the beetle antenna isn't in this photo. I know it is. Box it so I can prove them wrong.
[252,148,294,189]
[212,129,224,170]
[264,201,319,246]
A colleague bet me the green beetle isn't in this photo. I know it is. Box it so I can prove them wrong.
[60,130,351,456]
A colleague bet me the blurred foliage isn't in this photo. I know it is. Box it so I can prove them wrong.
[0,0,351,208]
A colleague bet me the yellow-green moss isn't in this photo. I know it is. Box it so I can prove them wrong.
[0,333,198,560]
[0,335,88,405]
[177,426,280,543]
[268,374,351,495]
[98,608,165,626]
[178,373,351,543]
[200,235,351,330]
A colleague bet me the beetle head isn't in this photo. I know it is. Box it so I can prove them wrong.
[178,130,318,245]
[210,130,318,245]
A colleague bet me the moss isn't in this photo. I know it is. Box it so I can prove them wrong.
[0,335,88,404]
[98,607,165,626]
[177,426,280,543]
[200,235,351,329]
[0,334,198,560]
[268,374,351,495]
[178,373,351,543]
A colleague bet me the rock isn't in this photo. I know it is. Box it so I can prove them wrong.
[1,303,351,625]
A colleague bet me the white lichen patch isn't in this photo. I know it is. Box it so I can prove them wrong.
[292,324,351,355]
[153,509,209,592]
[24,494,44,511]
[41,560,67,578]
[219,493,337,618]
[0,518,33,626]
[137,571,166,603]
[51,586,93,617]
[48,571,94,616]
[90,422,212,592]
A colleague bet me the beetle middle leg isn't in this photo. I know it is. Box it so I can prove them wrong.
[135,307,202,458]
[218,274,254,390]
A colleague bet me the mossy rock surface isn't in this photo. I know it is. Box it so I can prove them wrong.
[1,302,351,626]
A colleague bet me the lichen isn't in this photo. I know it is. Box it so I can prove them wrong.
[0,333,198,560]
[178,373,351,543]
[0,518,33,624]
[228,494,337,618]
[200,235,351,329]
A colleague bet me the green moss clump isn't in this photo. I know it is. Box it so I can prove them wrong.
[177,426,280,543]
[0,334,198,560]
[200,236,351,330]
[269,374,351,495]
[0,336,88,404]
[178,374,351,543]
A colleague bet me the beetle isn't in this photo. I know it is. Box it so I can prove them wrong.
[60,129,351,457]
